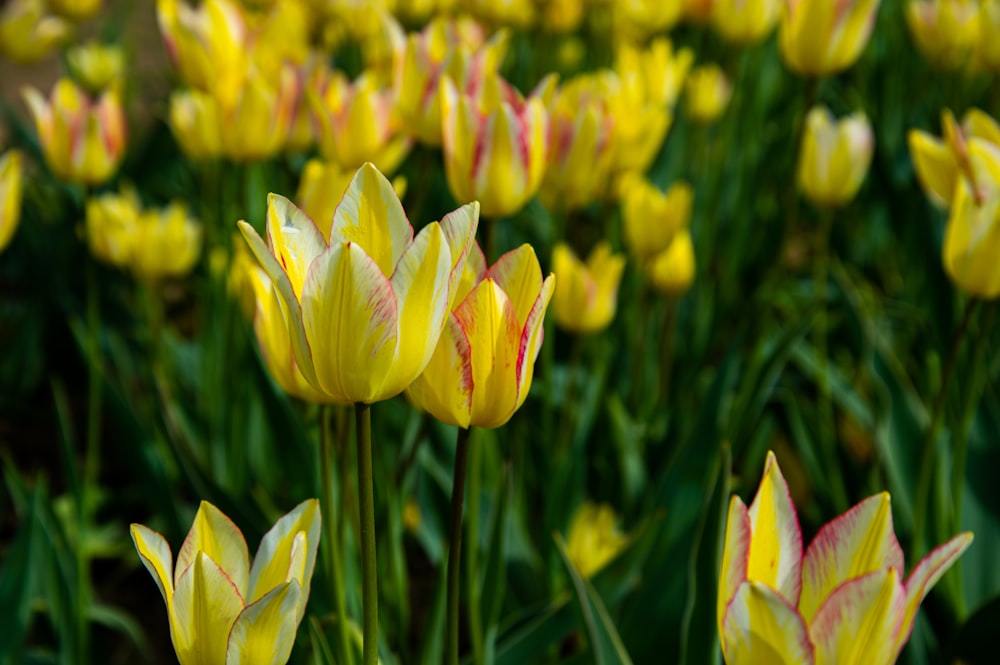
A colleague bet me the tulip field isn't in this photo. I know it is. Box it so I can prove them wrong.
[3,0,1000,664]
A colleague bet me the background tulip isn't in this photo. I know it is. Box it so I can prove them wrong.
[551,242,625,334]
[685,64,732,125]
[0,0,72,63]
[0,150,23,253]
[131,203,203,282]
[711,0,780,45]
[564,503,627,578]
[943,154,1000,298]
[780,0,882,76]
[797,106,874,208]
[906,0,980,69]
[909,108,1000,208]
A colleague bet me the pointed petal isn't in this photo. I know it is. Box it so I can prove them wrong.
[406,313,474,428]
[718,497,751,637]
[721,581,814,665]
[224,581,302,665]
[486,244,543,328]
[746,451,803,606]
[248,499,321,622]
[265,194,326,301]
[908,130,956,208]
[513,273,555,412]
[131,524,175,605]
[173,552,246,665]
[439,201,480,308]
[176,502,250,599]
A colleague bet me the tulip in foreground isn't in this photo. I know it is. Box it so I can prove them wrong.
[239,162,479,404]
[0,150,24,254]
[779,0,882,77]
[718,451,973,665]
[131,499,321,665]
[551,242,625,335]
[797,106,874,209]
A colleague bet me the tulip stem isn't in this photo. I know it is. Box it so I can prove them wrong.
[914,298,978,556]
[446,426,473,665]
[320,406,354,665]
[355,402,379,665]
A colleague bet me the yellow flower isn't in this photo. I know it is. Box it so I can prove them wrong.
[0,150,24,253]
[685,64,732,125]
[537,0,585,32]
[393,0,458,24]
[406,243,554,428]
[131,499,321,665]
[23,78,127,186]
[219,63,299,162]
[169,89,223,160]
[718,451,973,665]
[311,71,411,173]
[239,163,479,405]
[441,72,553,218]
[779,0,882,77]
[48,0,102,21]
[85,189,141,268]
[564,503,628,579]
[647,229,695,296]
[621,177,693,267]
[906,0,980,69]
[613,0,684,43]
[797,106,874,208]
[909,108,1000,208]
[711,0,780,44]
[943,142,1000,298]
[132,203,203,282]
[66,42,126,94]
[551,242,626,334]
[980,0,1000,71]
[0,0,72,64]
[463,0,535,27]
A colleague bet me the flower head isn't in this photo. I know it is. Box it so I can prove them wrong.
[0,150,24,253]
[0,0,72,63]
[906,0,980,70]
[711,0,780,44]
[797,106,874,208]
[565,502,628,578]
[780,0,882,76]
[551,242,625,335]
[685,64,732,125]
[909,108,1000,208]
[67,42,126,94]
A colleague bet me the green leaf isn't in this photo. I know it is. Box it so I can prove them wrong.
[481,466,512,665]
[0,483,44,661]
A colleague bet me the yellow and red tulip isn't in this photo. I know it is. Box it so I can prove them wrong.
[406,243,554,428]
[564,502,628,579]
[0,0,72,64]
[239,163,479,405]
[797,106,874,208]
[718,451,973,665]
[942,144,1000,299]
[779,0,882,77]
[685,64,732,125]
[909,108,1000,208]
[440,71,553,218]
[131,499,321,665]
[0,150,24,253]
[906,0,980,69]
[711,0,780,45]
[23,78,126,186]
[66,42,126,94]
[551,242,626,335]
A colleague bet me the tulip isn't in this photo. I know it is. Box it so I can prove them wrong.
[66,42,126,94]
[538,0,585,32]
[440,72,553,218]
[711,0,780,45]
[48,0,102,21]
[685,64,732,125]
[909,108,1000,208]
[239,163,479,405]
[797,106,874,209]
[23,78,127,186]
[621,177,693,267]
[169,89,224,160]
[463,0,535,27]
[0,0,72,64]
[0,150,24,253]
[613,0,684,42]
[718,451,973,665]
[132,203,203,282]
[131,499,321,665]
[85,190,141,268]
[564,502,627,578]
[394,0,459,24]
[779,0,882,77]
[980,0,1000,71]
[906,0,980,69]
[220,63,299,162]
[942,145,1000,299]
[406,243,554,428]
[551,242,626,335]
[647,229,695,296]
[296,159,409,238]
[614,38,694,109]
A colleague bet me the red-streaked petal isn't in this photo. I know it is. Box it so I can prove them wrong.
[405,313,474,428]
[486,244,543,328]
[721,581,814,665]
[746,451,803,606]
[176,501,250,599]
[172,551,246,665]
[131,524,175,606]
[718,497,751,636]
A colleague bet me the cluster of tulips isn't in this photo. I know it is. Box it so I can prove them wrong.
[1,0,998,663]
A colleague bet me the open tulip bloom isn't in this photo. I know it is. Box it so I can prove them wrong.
[131,499,321,665]
[718,452,973,665]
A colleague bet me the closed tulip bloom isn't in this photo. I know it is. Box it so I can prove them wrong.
[685,64,732,125]
[614,0,684,42]
[551,242,626,334]
[648,229,695,296]
[909,108,1000,208]
[943,144,1000,298]
[906,0,980,69]
[169,89,223,160]
[220,63,299,162]
[66,42,126,94]
[797,106,874,208]
[615,38,694,110]
[441,72,553,218]
[132,203,203,282]
[564,503,627,579]
[711,0,780,44]
[85,190,141,268]
[538,0,585,32]
[23,78,127,186]
[718,451,973,665]
[48,0,102,20]
[0,150,24,253]
[132,499,321,665]
[406,244,554,428]
[240,163,479,405]
[0,0,72,64]
[780,0,882,77]
[621,177,694,266]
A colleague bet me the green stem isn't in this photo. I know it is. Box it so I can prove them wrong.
[657,299,678,408]
[466,433,484,664]
[355,402,379,665]
[556,335,584,452]
[913,298,978,556]
[446,427,473,665]
[321,407,355,665]
[630,283,651,412]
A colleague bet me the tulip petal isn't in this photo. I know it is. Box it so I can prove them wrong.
[265,194,326,301]
[909,130,956,208]
[173,551,246,665]
[224,580,302,665]
[300,241,399,403]
[131,523,175,605]
[440,77,476,205]
[718,497,751,636]
[799,493,904,623]
[746,451,803,606]
[809,569,905,665]
[176,501,251,599]
[248,499,321,621]
[438,201,480,305]
[405,313,474,428]
[329,162,413,278]
[721,581,814,665]
[944,178,1000,299]
[486,244,543,328]
[514,273,555,410]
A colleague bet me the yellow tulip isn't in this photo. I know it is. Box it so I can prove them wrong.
[311,72,411,173]
[132,203,203,282]
[909,108,1000,208]
[441,72,553,218]
[169,89,223,161]
[48,0,102,20]
[85,190,141,268]
[296,159,409,234]
[239,163,479,405]
[685,64,732,125]
[537,0,585,32]
[23,78,127,186]
[395,16,508,147]
[779,0,882,77]
[980,0,1000,71]
[0,150,24,253]
[220,63,299,162]
[463,0,535,27]
[132,499,321,665]
[648,229,695,296]
[718,451,973,665]
[797,106,874,208]
[406,243,554,428]
[393,0,458,24]
[564,503,628,578]
[551,242,626,334]
[621,177,693,267]
[711,0,780,44]
[906,0,980,69]
[943,143,1000,298]
[0,0,72,64]
[66,42,126,94]
[613,0,684,42]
